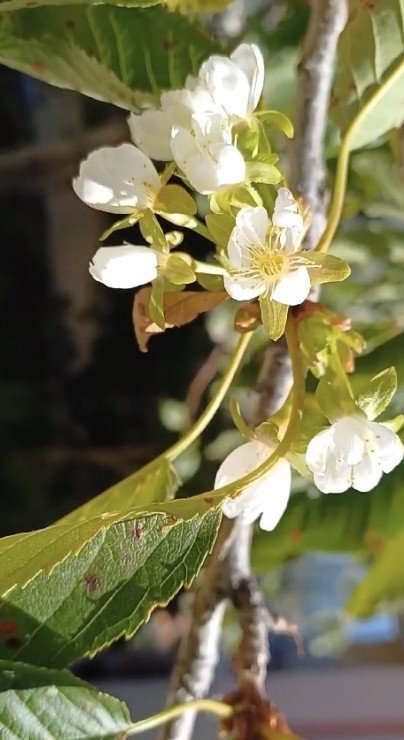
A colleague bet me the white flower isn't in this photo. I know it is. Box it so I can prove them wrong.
[223,192,310,305]
[73,143,161,214]
[198,43,264,120]
[128,43,264,161]
[89,245,158,289]
[306,415,403,494]
[171,111,246,194]
[214,439,291,531]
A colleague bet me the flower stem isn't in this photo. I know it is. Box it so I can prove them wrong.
[126,698,232,736]
[194,260,225,276]
[315,57,404,254]
[214,314,305,496]
[165,332,253,462]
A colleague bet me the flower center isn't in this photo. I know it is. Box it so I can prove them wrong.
[253,249,285,278]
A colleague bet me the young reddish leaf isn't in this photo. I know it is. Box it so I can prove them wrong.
[133,288,227,352]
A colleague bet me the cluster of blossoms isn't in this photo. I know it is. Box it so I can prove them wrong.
[72,41,403,535]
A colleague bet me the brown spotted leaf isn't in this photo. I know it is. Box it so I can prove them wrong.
[133,288,227,351]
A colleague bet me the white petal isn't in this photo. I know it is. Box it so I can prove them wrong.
[216,440,290,529]
[271,266,311,305]
[235,206,268,247]
[199,55,250,118]
[230,43,265,114]
[73,144,160,214]
[333,417,367,465]
[313,462,352,494]
[128,110,172,161]
[212,143,246,189]
[351,454,382,492]
[223,273,266,301]
[89,245,158,289]
[368,422,404,473]
[306,427,333,474]
[161,86,219,128]
[273,188,304,252]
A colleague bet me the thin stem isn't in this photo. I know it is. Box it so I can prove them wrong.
[164,332,253,462]
[127,698,232,736]
[194,260,225,276]
[316,57,404,253]
[214,314,305,497]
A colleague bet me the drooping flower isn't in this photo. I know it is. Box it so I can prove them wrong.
[89,244,159,289]
[214,439,291,531]
[306,415,403,494]
[170,111,246,194]
[73,143,161,214]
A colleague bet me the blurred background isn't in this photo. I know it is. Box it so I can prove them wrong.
[1,1,403,737]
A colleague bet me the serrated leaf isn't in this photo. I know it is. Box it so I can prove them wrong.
[259,295,288,341]
[0,660,132,739]
[332,0,404,149]
[0,7,219,109]
[133,287,227,351]
[355,367,397,420]
[0,493,223,666]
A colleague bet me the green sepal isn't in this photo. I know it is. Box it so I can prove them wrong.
[316,369,359,423]
[100,212,142,241]
[205,212,235,250]
[355,367,398,421]
[235,117,260,159]
[259,295,288,341]
[166,231,184,248]
[155,184,197,217]
[209,184,262,215]
[254,421,279,446]
[229,398,255,440]
[139,210,167,252]
[164,254,196,285]
[291,394,328,453]
[304,252,351,285]
[256,109,294,139]
[196,273,224,292]
[247,160,282,185]
[148,275,165,329]
[382,414,404,433]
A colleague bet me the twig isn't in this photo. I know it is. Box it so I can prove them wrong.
[290,0,348,249]
[185,345,223,422]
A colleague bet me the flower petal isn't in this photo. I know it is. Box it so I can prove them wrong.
[333,417,367,465]
[271,266,310,305]
[368,422,403,473]
[235,206,268,247]
[258,459,291,531]
[223,273,266,301]
[230,43,265,114]
[199,55,250,118]
[73,143,160,214]
[89,245,158,289]
[313,461,352,494]
[128,110,173,161]
[306,427,333,475]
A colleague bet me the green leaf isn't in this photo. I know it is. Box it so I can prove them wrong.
[316,369,358,423]
[304,252,350,285]
[0,7,219,109]
[332,0,404,149]
[0,492,222,667]
[156,184,197,218]
[355,367,398,420]
[247,160,282,185]
[259,295,288,341]
[0,660,132,739]
[256,109,294,138]
[165,254,196,285]
[347,527,404,618]
[149,275,165,329]
[205,212,235,250]
[252,465,404,571]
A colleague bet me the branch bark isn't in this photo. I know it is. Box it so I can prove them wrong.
[162,3,346,738]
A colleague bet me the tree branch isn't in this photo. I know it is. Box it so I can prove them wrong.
[290,0,347,249]
[162,4,346,738]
